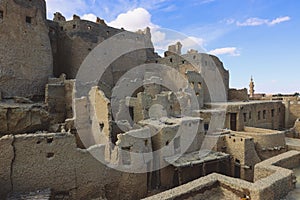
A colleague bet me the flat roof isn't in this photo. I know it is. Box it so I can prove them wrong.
[165,150,230,168]
[206,100,282,107]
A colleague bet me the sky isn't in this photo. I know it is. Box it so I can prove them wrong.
[45,0,300,94]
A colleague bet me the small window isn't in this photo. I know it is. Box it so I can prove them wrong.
[170,58,173,63]
[258,111,261,120]
[129,106,134,121]
[87,25,92,30]
[204,123,209,132]
[198,82,202,89]
[174,137,180,153]
[249,112,252,119]
[26,16,32,24]
[0,10,3,19]
[99,122,104,132]
[263,110,266,119]
[60,26,63,31]
[73,24,76,29]
[190,81,195,89]
[243,113,247,122]
[271,109,275,117]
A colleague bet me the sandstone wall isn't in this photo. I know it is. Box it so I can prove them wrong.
[0,133,148,200]
[0,103,50,136]
[158,53,229,104]
[48,18,156,99]
[0,0,53,98]
[241,127,287,161]
[224,101,285,131]
[228,88,248,102]
[224,135,261,181]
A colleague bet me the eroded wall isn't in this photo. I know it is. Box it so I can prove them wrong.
[228,88,248,102]
[0,103,50,136]
[0,133,148,200]
[0,0,53,98]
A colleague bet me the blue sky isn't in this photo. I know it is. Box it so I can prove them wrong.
[46,0,300,94]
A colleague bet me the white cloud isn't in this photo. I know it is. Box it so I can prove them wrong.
[237,16,291,26]
[182,37,205,49]
[151,30,166,43]
[107,8,159,31]
[237,18,268,26]
[208,47,240,56]
[269,16,291,25]
[224,18,235,25]
[82,13,97,22]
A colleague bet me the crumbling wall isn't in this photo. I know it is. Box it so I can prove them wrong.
[284,100,300,128]
[0,135,14,197]
[49,16,157,99]
[294,118,300,135]
[224,134,261,181]
[0,133,148,200]
[0,0,53,98]
[0,104,50,136]
[158,52,229,104]
[228,88,248,102]
[241,127,287,161]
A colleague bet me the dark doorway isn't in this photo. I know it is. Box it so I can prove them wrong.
[129,106,134,121]
[230,113,237,131]
[234,159,241,178]
[173,170,179,187]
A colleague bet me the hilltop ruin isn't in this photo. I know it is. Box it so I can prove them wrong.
[1,0,300,200]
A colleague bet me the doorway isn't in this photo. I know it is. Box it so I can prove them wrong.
[230,113,237,131]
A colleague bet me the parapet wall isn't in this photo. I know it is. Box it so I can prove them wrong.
[144,150,300,200]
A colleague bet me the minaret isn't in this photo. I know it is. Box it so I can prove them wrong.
[249,76,255,98]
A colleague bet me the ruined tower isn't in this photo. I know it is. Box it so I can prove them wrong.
[249,76,255,98]
[0,0,53,98]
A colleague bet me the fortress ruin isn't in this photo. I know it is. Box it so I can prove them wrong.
[1,1,300,200]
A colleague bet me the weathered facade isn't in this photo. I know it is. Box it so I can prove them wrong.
[0,0,53,98]
[0,1,300,200]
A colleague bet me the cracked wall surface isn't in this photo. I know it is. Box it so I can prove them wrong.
[0,133,148,200]
[0,103,50,136]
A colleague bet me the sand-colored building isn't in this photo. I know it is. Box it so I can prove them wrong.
[1,1,300,200]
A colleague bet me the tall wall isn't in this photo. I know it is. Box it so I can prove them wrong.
[157,52,229,104]
[0,0,53,98]
[48,17,157,98]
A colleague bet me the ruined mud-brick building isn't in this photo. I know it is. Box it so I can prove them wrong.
[1,0,300,200]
